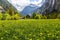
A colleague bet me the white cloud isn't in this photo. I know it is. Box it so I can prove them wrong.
[8,0,30,6]
[8,0,44,11]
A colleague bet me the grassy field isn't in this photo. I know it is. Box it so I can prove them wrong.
[0,19,60,40]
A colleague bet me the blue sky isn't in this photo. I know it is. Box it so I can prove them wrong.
[8,0,44,11]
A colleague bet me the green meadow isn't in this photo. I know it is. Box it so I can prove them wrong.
[0,19,59,40]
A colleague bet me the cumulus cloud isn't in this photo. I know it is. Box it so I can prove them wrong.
[8,0,30,6]
[8,0,43,11]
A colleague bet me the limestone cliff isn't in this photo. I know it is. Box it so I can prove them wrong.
[0,0,17,12]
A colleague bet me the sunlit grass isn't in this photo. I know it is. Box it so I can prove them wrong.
[0,19,60,40]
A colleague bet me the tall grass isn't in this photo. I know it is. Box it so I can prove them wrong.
[0,19,60,40]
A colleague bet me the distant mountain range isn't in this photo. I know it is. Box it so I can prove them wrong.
[8,0,44,16]
[0,0,48,15]
[8,0,56,16]
[0,0,60,16]
[21,4,40,15]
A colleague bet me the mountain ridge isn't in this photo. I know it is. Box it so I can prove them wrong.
[0,0,17,12]
[21,4,40,15]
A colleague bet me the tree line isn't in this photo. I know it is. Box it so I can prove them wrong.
[0,5,60,20]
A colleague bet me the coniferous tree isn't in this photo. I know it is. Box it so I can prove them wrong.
[8,5,14,16]
[32,12,36,19]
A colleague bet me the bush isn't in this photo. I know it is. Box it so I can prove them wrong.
[10,16,14,20]
[6,14,11,20]
[32,12,36,19]
[2,13,20,20]
[35,15,41,19]
[22,16,26,19]
[14,14,20,20]
[2,11,11,20]
[56,13,60,19]
[0,13,3,20]
[41,15,47,19]
[48,14,57,19]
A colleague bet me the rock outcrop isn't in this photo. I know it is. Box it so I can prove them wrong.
[0,6,5,13]
[0,0,17,12]
[35,0,60,15]
[55,0,60,11]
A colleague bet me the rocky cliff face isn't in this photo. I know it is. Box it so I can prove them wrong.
[55,0,60,11]
[34,0,55,14]
[34,0,60,15]
[0,0,17,12]
[0,6,5,13]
